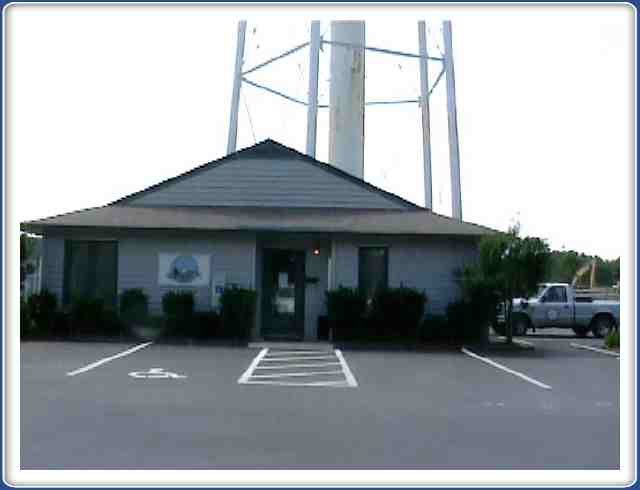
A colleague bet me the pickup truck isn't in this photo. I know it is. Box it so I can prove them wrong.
[495,283,620,338]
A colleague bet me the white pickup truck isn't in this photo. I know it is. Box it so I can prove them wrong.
[495,283,620,338]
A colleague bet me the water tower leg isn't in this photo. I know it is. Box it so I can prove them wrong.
[328,21,365,179]
[443,20,462,220]
[306,21,321,158]
[418,21,433,210]
[227,20,247,155]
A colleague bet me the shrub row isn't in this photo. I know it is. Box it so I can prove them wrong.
[326,286,428,341]
[326,286,491,344]
[21,287,257,341]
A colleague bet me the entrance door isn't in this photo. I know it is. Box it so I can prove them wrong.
[261,249,306,340]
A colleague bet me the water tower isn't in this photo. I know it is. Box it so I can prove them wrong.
[226,20,463,220]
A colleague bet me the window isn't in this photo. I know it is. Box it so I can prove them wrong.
[544,286,567,303]
[64,241,118,307]
[358,247,388,306]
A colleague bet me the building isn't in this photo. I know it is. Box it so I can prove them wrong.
[21,139,492,341]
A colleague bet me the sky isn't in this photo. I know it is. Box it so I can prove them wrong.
[8,4,633,260]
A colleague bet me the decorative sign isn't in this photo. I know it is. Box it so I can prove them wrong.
[211,272,227,309]
[159,253,210,286]
[129,368,187,379]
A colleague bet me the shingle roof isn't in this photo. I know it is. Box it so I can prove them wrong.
[22,205,494,236]
[22,139,496,237]
[112,139,421,210]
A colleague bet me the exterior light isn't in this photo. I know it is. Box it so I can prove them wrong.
[313,248,320,256]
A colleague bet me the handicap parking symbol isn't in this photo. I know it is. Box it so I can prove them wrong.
[129,367,187,379]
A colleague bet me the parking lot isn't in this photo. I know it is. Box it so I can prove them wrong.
[20,333,619,469]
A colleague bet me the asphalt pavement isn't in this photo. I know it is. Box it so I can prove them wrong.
[20,333,620,470]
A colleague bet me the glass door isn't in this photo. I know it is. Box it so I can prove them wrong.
[261,249,305,340]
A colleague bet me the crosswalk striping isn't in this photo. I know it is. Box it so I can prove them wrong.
[238,348,358,388]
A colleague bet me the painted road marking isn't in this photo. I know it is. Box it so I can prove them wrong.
[263,350,332,356]
[570,343,620,358]
[335,349,358,387]
[261,355,336,362]
[254,362,341,370]
[129,367,187,379]
[461,347,552,390]
[237,348,269,384]
[238,348,358,388]
[243,380,350,387]
[249,370,344,379]
[66,342,153,377]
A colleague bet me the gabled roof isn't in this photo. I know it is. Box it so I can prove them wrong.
[22,205,495,236]
[112,139,421,210]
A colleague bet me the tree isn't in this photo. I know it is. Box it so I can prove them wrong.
[20,233,37,286]
[477,226,551,343]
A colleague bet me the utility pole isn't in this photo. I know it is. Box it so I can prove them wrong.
[417,21,432,210]
[443,20,462,220]
[305,21,321,158]
[227,20,247,155]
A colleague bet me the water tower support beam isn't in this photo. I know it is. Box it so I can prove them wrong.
[443,20,462,220]
[418,21,432,210]
[227,20,247,155]
[306,21,321,157]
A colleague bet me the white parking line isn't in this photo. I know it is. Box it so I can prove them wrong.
[243,380,350,387]
[461,347,552,390]
[249,370,344,379]
[254,362,341,370]
[261,355,336,362]
[335,349,358,387]
[238,348,358,388]
[66,342,153,377]
[237,348,269,383]
[263,350,332,356]
[570,343,620,358]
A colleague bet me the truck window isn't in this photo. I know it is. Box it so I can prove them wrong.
[545,286,567,303]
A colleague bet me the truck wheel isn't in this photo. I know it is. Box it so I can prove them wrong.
[591,315,615,339]
[572,327,589,338]
[512,317,529,336]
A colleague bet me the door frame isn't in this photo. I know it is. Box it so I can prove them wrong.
[260,248,306,340]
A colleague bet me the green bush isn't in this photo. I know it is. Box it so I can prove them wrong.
[326,287,367,341]
[605,329,620,349]
[119,289,149,326]
[162,290,195,334]
[419,314,450,341]
[21,298,35,339]
[451,266,501,343]
[26,289,58,333]
[445,299,493,343]
[370,286,427,339]
[219,287,257,339]
[70,297,121,335]
[194,311,221,339]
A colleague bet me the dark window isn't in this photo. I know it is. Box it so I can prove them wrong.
[64,241,118,307]
[545,286,567,303]
[358,247,388,305]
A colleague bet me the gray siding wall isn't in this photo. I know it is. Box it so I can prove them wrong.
[127,157,407,209]
[40,231,256,314]
[118,233,255,313]
[331,235,479,315]
[304,250,328,341]
[42,236,65,302]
